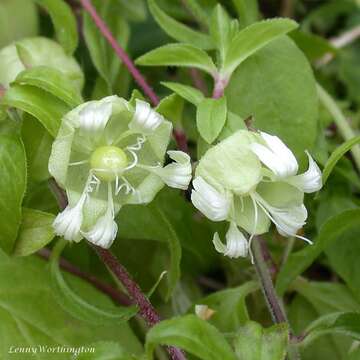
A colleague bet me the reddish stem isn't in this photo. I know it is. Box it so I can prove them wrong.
[78,0,159,106]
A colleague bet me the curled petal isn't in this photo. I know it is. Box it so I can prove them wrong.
[213,223,248,258]
[155,151,192,190]
[286,151,322,193]
[250,132,298,178]
[129,99,164,134]
[78,99,112,132]
[191,176,230,221]
[83,206,118,249]
[53,194,86,242]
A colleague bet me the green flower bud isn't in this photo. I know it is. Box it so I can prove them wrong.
[0,37,84,89]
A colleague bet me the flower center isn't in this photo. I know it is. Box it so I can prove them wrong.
[90,146,128,181]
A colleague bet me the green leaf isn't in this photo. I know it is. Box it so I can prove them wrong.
[0,0,38,48]
[234,322,289,360]
[223,19,298,76]
[232,0,259,26]
[303,312,360,347]
[196,97,227,143]
[146,315,237,360]
[196,281,259,332]
[0,250,143,358]
[210,4,231,61]
[1,84,69,137]
[50,240,138,325]
[148,0,214,50]
[34,0,78,54]
[76,341,137,360]
[322,136,360,185]
[136,43,217,76]
[0,134,26,254]
[226,37,318,158]
[161,81,205,106]
[155,93,184,126]
[83,0,130,89]
[276,209,360,295]
[15,66,83,107]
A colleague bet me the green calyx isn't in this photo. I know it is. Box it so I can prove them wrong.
[90,146,128,182]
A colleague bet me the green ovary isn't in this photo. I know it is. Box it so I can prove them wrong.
[90,146,128,181]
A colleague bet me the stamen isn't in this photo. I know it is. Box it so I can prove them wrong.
[123,135,147,171]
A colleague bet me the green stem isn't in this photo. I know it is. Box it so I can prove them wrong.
[317,84,360,172]
[252,236,301,360]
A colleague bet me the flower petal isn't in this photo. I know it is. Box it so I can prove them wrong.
[286,151,322,193]
[250,132,298,178]
[191,176,230,221]
[129,99,164,134]
[78,99,112,132]
[212,223,248,258]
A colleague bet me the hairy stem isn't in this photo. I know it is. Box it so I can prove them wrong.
[91,245,186,360]
[317,84,360,172]
[78,0,159,105]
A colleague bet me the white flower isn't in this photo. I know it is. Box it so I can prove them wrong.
[129,99,164,134]
[253,192,311,244]
[78,99,112,132]
[286,151,322,193]
[213,222,248,258]
[195,304,215,320]
[153,151,192,190]
[53,193,87,241]
[83,184,118,248]
[250,131,298,178]
[250,132,322,193]
[191,176,231,221]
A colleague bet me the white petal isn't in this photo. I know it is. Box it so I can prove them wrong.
[195,304,215,320]
[83,208,118,249]
[155,151,192,190]
[78,100,112,132]
[286,151,322,193]
[250,132,298,178]
[129,99,164,134]
[191,176,230,221]
[53,194,86,241]
[212,223,248,258]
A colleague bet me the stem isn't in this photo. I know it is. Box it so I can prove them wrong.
[252,237,300,360]
[281,236,295,269]
[78,0,159,106]
[91,244,186,360]
[212,75,229,99]
[37,247,132,306]
[317,84,360,172]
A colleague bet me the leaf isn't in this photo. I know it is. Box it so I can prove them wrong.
[13,208,55,257]
[196,97,227,143]
[116,0,146,22]
[195,281,259,332]
[1,84,69,137]
[76,341,137,360]
[0,0,38,48]
[155,93,184,126]
[15,66,83,107]
[136,43,217,76]
[148,0,214,50]
[226,37,318,158]
[234,322,289,360]
[83,0,130,89]
[146,315,237,360]
[210,4,231,60]
[0,250,143,358]
[161,81,205,106]
[303,312,360,348]
[50,240,138,325]
[34,0,78,54]
[0,134,26,254]
[322,136,360,185]
[276,209,360,295]
[222,19,298,76]
[232,0,258,26]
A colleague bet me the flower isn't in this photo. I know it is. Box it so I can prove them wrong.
[191,129,322,260]
[191,176,231,221]
[213,222,248,258]
[49,96,190,247]
[129,99,164,134]
[195,305,216,320]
